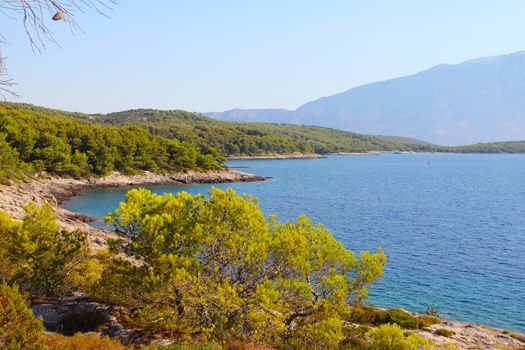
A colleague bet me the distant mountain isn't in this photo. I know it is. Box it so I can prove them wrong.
[207,51,525,145]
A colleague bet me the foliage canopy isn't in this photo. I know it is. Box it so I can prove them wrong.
[97,188,386,348]
[0,103,224,182]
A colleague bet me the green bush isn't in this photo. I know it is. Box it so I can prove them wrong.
[0,283,46,350]
[349,307,423,329]
[6,203,89,296]
[0,205,102,298]
[349,306,385,325]
[383,309,421,330]
[342,324,372,349]
[435,328,455,338]
[367,323,433,350]
[417,315,441,328]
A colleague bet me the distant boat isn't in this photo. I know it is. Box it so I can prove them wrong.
[392,150,402,154]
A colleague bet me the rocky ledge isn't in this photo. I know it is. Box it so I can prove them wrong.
[0,169,265,250]
[414,318,525,349]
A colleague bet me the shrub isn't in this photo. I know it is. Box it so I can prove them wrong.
[367,323,433,350]
[287,317,344,350]
[435,328,455,338]
[508,332,525,343]
[383,309,420,330]
[349,307,423,329]
[0,283,46,350]
[349,306,385,325]
[3,203,90,296]
[342,324,372,350]
[417,315,441,328]
[0,212,19,282]
[43,332,125,350]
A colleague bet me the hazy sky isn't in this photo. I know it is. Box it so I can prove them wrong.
[3,1,525,113]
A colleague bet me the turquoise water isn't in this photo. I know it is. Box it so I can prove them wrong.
[61,154,525,332]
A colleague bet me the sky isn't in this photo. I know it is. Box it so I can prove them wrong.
[2,1,525,114]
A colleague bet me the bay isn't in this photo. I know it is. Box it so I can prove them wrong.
[61,154,525,332]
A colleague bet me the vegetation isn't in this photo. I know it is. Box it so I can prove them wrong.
[0,203,92,297]
[77,108,525,155]
[42,333,125,350]
[0,191,390,348]
[93,187,386,347]
[82,108,439,155]
[0,103,224,182]
[348,306,440,330]
[0,283,46,350]
[366,323,432,350]
[2,103,522,347]
[451,141,525,153]
[2,102,525,184]
[0,190,521,348]
[6,103,525,170]
[417,315,441,328]
[435,328,456,338]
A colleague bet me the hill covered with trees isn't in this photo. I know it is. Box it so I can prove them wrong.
[2,103,442,158]
[0,103,224,182]
[2,102,525,184]
[86,108,439,155]
[63,105,525,155]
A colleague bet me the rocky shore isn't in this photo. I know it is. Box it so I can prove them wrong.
[0,169,265,250]
[229,152,326,160]
[413,315,524,348]
[335,151,381,156]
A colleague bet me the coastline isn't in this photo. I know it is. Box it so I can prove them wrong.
[228,153,326,160]
[409,313,524,348]
[0,169,265,250]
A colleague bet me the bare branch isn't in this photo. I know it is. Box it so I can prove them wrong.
[0,0,116,97]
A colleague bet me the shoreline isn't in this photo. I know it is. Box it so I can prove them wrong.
[402,310,524,348]
[228,153,326,160]
[0,169,265,250]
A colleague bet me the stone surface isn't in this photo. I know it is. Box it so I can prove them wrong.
[31,296,138,344]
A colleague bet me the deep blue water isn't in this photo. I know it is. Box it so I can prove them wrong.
[61,154,525,332]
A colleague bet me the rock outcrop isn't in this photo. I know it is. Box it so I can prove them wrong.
[31,296,137,344]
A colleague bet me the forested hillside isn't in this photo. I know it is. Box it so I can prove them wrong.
[2,103,524,184]
[84,108,438,154]
[0,103,224,182]
[83,108,525,155]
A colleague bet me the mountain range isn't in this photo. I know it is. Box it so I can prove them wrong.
[206,51,525,145]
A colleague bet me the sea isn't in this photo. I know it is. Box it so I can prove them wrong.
[61,154,525,332]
